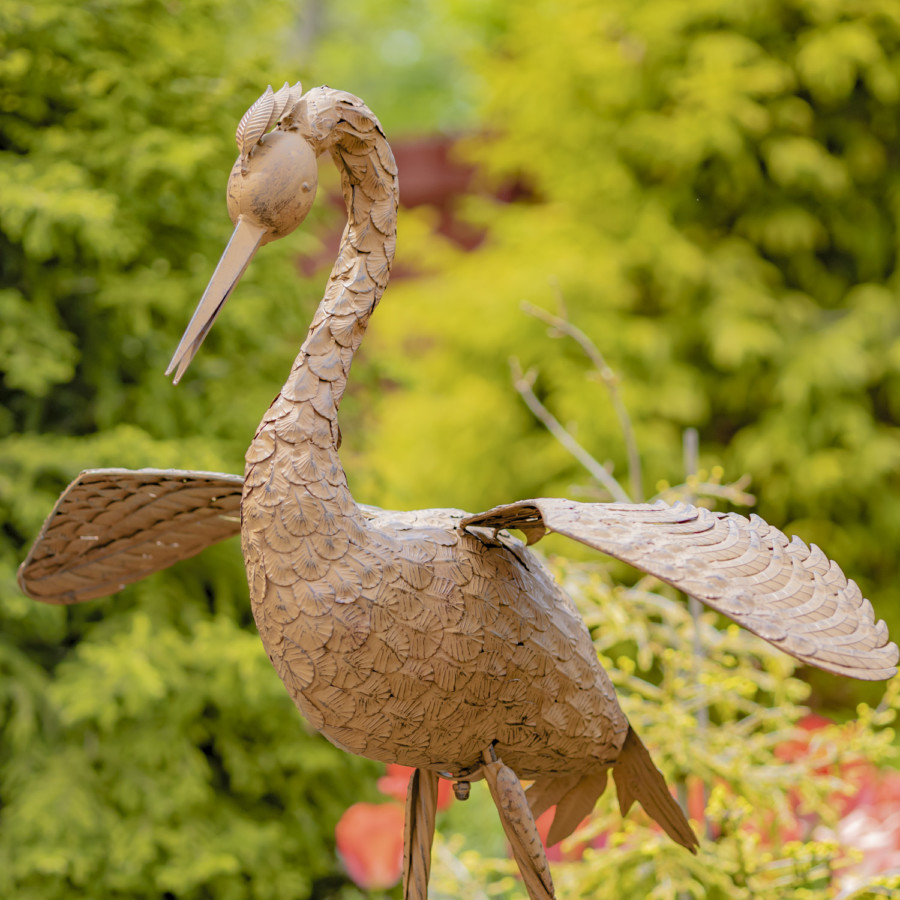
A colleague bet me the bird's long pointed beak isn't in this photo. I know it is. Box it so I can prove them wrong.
[166,216,267,383]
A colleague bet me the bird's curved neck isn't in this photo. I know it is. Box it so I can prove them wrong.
[246,88,398,479]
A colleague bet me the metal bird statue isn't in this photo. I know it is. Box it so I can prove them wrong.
[19,84,899,899]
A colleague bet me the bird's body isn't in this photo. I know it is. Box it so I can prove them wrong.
[18,83,899,899]
[248,495,627,778]
[239,91,626,781]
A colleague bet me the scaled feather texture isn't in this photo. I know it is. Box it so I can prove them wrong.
[19,86,898,900]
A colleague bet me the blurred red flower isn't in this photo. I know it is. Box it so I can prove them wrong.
[772,712,900,888]
[335,802,406,890]
[774,713,834,766]
[335,765,455,890]
[377,764,455,810]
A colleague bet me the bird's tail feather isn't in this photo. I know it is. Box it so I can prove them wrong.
[526,724,698,853]
[613,725,698,852]
[526,770,609,846]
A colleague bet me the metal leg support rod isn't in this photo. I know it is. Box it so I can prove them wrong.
[403,768,440,900]
[481,747,556,900]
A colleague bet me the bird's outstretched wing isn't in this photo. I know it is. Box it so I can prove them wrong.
[18,468,244,604]
[461,499,898,681]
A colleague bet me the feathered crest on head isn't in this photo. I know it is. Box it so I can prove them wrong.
[235,81,303,172]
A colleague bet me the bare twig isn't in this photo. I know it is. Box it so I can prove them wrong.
[522,299,643,501]
[683,428,699,494]
[682,428,709,839]
[510,357,631,503]
[682,429,708,709]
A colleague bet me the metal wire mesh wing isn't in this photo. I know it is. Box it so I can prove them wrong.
[461,499,899,681]
[18,468,244,604]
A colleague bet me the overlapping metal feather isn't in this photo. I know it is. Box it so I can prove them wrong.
[236,81,303,170]
[461,499,899,680]
[18,469,243,603]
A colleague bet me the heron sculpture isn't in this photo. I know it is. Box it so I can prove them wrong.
[19,84,899,900]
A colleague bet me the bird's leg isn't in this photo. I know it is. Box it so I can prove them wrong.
[481,747,556,900]
[402,768,439,900]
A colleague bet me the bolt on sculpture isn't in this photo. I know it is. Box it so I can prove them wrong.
[18,84,899,900]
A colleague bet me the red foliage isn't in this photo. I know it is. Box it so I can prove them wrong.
[770,713,900,888]
[528,713,900,890]
[335,802,406,890]
[335,765,455,889]
[812,755,900,888]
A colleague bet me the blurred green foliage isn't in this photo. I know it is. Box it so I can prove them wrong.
[296,0,499,135]
[3,0,900,896]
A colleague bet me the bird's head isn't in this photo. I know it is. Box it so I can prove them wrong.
[167,82,318,383]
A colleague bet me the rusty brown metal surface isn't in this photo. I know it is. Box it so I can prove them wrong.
[18,468,242,603]
[403,768,439,900]
[461,499,899,681]
[482,748,556,900]
[19,85,900,897]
